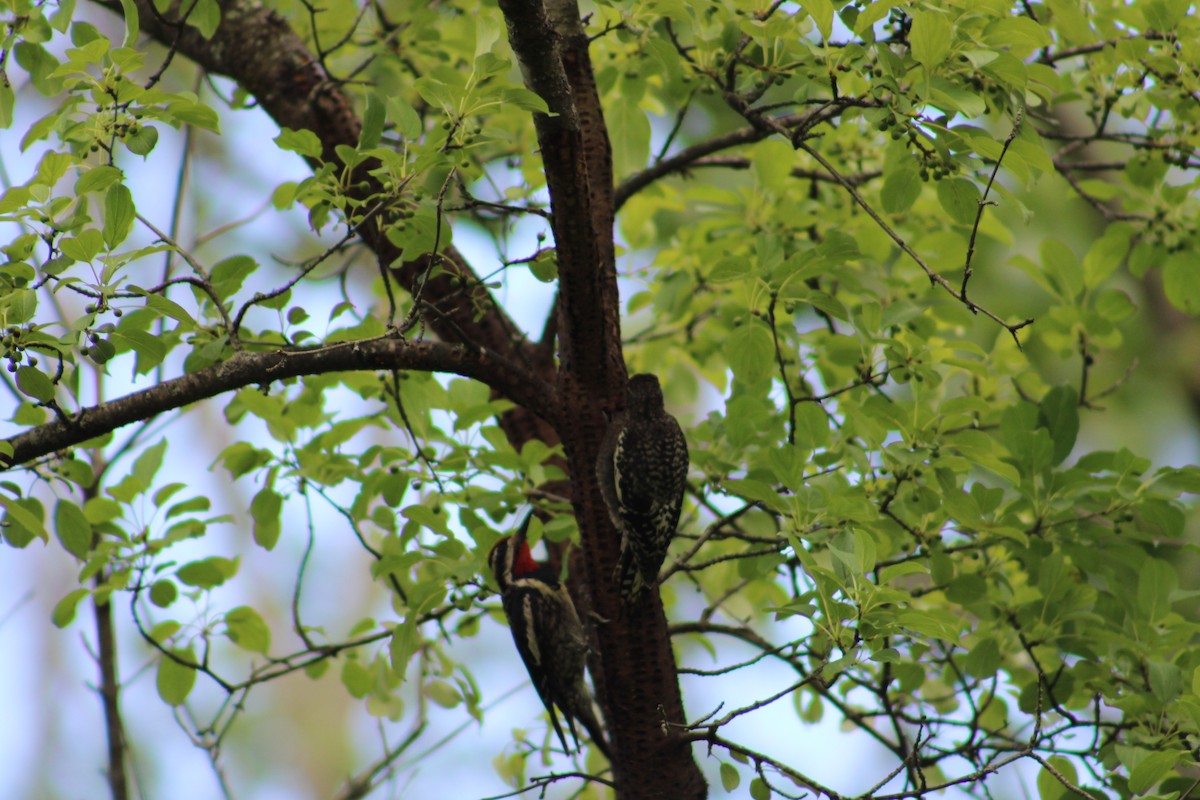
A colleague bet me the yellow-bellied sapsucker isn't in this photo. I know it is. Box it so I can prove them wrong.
[488,513,611,758]
[596,373,689,605]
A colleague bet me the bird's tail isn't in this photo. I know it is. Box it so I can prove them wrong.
[571,690,612,761]
[614,545,651,607]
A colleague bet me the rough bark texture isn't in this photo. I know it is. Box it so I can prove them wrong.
[66,0,707,796]
[497,1,705,797]
[93,589,128,800]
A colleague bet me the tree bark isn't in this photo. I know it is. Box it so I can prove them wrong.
[496,1,705,796]
[93,583,128,800]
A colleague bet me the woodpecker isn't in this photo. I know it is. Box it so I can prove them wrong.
[596,373,689,605]
[488,513,611,758]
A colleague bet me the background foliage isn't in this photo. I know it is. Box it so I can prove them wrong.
[2,0,1200,798]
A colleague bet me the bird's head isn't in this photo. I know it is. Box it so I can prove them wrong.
[488,512,540,590]
[627,373,664,413]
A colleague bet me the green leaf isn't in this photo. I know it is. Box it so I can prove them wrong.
[910,10,952,69]
[156,650,197,706]
[936,178,980,225]
[55,458,93,490]
[1038,386,1079,465]
[85,497,122,524]
[709,257,752,283]
[1126,155,1169,190]
[1041,238,1084,301]
[118,0,138,46]
[250,487,283,550]
[981,51,1027,92]
[150,620,181,643]
[108,474,145,504]
[1144,0,1188,30]
[749,777,772,800]
[386,202,451,262]
[855,2,898,33]
[1148,661,1182,704]
[880,562,927,584]
[1137,558,1177,622]
[141,293,197,329]
[125,124,159,156]
[5,289,37,324]
[929,78,987,118]
[728,321,775,384]
[305,660,330,680]
[1,495,48,546]
[76,165,123,194]
[1036,755,1078,800]
[414,76,454,111]
[109,327,168,374]
[608,83,650,177]
[793,403,831,453]
[51,588,91,628]
[360,92,385,150]
[187,0,220,39]
[1083,223,1132,288]
[963,637,1001,678]
[133,467,178,505]
[15,43,62,97]
[1163,253,1200,315]
[426,680,461,709]
[387,97,422,139]
[497,87,551,114]
[211,255,258,298]
[164,495,210,519]
[881,163,922,214]
[341,658,372,698]
[177,556,238,588]
[16,366,54,403]
[528,251,557,282]
[1094,289,1134,322]
[132,439,167,488]
[403,503,452,537]
[149,579,177,608]
[219,442,270,479]
[719,762,740,792]
[799,0,833,39]
[275,128,323,159]
[102,183,135,249]
[225,605,271,654]
[0,80,14,129]
[60,228,105,261]
[389,618,419,680]
[1128,750,1179,794]
[54,500,91,559]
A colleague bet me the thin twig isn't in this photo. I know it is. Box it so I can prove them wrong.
[961,107,1023,308]
[796,139,1034,347]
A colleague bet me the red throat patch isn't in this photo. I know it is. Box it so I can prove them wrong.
[512,540,540,576]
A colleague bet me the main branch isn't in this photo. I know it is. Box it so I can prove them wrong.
[3,340,555,469]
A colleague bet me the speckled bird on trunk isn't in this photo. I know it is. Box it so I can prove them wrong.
[596,373,689,606]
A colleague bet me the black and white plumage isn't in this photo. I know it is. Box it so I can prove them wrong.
[488,513,610,758]
[596,373,689,605]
